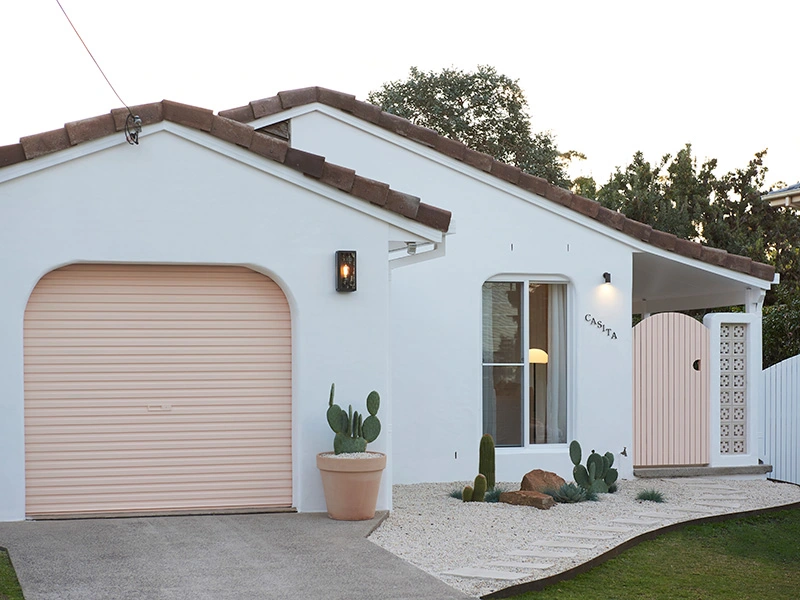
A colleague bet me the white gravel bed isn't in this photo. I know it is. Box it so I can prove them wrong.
[368,478,800,598]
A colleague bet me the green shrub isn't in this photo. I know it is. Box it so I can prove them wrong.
[637,488,665,503]
[449,488,463,500]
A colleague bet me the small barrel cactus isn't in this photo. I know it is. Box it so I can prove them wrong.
[479,434,496,490]
[462,474,488,503]
[326,383,381,454]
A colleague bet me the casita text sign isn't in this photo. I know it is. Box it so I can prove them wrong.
[585,313,617,340]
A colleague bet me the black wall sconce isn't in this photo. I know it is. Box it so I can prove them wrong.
[603,272,612,284]
[335,251,357,292]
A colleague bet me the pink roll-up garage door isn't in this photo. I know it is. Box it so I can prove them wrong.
[24,264,292,517]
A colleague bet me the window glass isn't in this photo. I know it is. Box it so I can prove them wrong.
[482,280,567,447]
[482,282,522,364]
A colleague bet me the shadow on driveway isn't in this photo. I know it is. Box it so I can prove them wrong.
[0,512,471,600]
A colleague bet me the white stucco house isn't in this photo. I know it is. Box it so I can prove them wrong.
[0,88,777,521]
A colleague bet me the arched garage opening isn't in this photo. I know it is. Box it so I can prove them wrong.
[24,264,292,517]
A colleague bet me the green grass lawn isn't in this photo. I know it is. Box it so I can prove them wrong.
[504,507,800,600]
[0,549,24,600]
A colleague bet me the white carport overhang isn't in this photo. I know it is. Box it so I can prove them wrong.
[633,251,776,314]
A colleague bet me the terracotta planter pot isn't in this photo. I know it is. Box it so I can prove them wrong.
[316,451,386,520]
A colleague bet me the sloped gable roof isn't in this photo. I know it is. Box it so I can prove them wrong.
[219,87,775,282]
[0,100,451,233]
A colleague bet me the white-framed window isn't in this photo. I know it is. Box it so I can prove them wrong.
[482,279,568,447]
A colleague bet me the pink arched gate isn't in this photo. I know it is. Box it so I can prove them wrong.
[633,313,710,467]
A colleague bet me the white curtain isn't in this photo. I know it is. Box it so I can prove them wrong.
[547,285,567,443]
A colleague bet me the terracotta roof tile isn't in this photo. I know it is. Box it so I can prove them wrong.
[250,96,284,119]
[622,219,653,242]
[65,114,116,146]
[415,203,453,232]
[0,143,26,168]
[649,229,678,251]
[751,262,775,280]
[571,194,601,219]
[350,100,382,124]
[216,104,254,123]
[250,132,289,163]
[2,100,450,233]
[386,190,420,219]
[595,206,626,230]
[517,172,550,197]
[162,100,213,131]
[20,127,71,160]
[210,115,254,148]
[218,87,776,281]
[407,125,439,148]
[674,238,704,260]
[377,110,414,137]
[278,87,321,109]
[490,160,522,185]
[320,163,356,192]
[724,254,752,274]
[285,147,325,179]
[351,176,390,207]
[700,245,728,266]
[317,89,357,113]
[111,103,163,131]
[434,136,468,161]
[463,148,493,172]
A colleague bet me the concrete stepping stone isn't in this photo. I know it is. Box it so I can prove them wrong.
[587,525,633,533]
[696,501,742,509]
[509,549,578,558]
[698,495,745,501]
[668,506,714,514]
[688,485,738,492]
[529,540,596,549]
[634,511,683,519]
[557,532,615,540]
[488,560,554,570]
[611,518,661,526]
[441,567,527,580]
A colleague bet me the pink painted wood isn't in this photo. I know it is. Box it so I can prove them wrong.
[633,312,710,467]
[24,264,292,517]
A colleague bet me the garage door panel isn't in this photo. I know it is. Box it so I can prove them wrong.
[25,264,292,516]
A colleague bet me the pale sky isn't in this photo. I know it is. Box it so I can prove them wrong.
[1,1,797,189]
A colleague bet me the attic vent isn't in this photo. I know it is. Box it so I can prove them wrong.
[256,119,290,142]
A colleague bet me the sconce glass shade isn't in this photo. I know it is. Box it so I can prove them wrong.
[603,272,612,284]
[335,251,357,292]
[528,348,549,364]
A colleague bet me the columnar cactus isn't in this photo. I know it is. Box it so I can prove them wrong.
[569,440,618,493]
[479,434,496,490]
[326,383,381,454]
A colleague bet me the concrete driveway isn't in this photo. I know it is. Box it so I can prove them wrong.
[0,512,471,600]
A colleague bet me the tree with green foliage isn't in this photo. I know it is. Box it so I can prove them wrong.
[368,65,574,187]
[595,145,800,367]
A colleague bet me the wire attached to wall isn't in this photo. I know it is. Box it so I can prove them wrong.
[55,0,142,145]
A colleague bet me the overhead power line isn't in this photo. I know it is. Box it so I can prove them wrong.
[55,0,141,144]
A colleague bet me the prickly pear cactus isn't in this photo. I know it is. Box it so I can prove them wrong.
[326,384,381,454]
[570,440,618,494]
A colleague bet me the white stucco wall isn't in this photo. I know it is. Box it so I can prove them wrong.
[290,109,636,486]
[0,127,406,521]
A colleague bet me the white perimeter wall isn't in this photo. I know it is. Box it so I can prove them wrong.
[291,110,636,486]
[0,129,397,521]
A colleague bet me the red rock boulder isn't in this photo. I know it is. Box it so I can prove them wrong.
[520,469,566,493]
[499,490,555,510]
